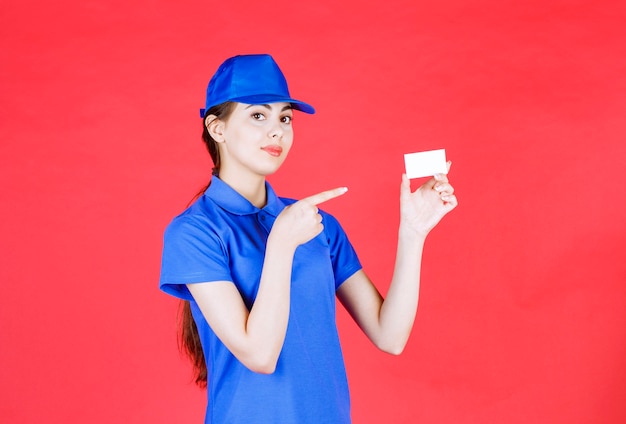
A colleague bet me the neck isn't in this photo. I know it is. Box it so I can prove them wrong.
[218,169,267,208]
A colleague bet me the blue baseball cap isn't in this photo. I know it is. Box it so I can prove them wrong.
[200,54,315,117]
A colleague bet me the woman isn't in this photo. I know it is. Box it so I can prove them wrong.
[160,54,457,423]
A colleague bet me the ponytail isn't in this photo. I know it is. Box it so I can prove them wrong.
[178,301,207,387]
[178,101,235,387]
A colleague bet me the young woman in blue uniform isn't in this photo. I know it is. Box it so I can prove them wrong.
[160,54,457,423]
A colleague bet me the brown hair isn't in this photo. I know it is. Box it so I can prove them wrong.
[178,101,235,388]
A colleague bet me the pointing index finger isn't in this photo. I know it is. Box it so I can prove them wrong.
[302,187,348,206]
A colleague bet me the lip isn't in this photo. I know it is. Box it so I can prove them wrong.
[261,145,283,157]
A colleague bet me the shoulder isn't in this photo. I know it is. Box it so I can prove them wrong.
[164,196,224,243]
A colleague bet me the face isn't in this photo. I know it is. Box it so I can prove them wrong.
[208,102,294,180]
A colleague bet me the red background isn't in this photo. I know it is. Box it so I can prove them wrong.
[2,0,625,422]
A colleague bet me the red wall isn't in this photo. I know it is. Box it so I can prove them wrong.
[2,0,625,422]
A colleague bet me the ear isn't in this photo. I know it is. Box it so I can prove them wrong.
[205,115,226,143]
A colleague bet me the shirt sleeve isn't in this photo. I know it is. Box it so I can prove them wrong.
[320,211,362,290]
[159,215,233,300]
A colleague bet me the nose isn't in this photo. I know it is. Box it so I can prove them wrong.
[269,121,283,140]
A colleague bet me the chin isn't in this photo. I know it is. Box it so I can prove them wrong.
[257,161,286,177]
[259,168,281,177]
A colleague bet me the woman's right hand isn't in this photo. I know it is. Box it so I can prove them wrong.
[269,187,348,249]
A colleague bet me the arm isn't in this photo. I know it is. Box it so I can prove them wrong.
[187,237,294,374]
[337,166,457,355]
[188,187,348,374]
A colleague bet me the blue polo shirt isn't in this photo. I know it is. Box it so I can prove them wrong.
[160,176,362,424]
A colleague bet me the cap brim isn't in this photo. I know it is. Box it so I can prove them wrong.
[200,96,315,117]
[233,94,315,114]
[289,101,316,114]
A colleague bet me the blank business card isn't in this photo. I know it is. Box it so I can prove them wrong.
[404,149,447,179]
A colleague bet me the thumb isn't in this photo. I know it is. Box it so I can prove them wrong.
[400,173,411,196]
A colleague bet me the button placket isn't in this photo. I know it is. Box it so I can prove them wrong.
[257,211,272,234]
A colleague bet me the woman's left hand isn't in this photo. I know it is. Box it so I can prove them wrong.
[400,161,458,237]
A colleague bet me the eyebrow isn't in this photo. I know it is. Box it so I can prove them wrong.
[245,104,293,111]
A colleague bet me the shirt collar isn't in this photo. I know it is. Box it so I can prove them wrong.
[205,175,285,217]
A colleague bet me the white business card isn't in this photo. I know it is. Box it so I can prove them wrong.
[404,149,447,179]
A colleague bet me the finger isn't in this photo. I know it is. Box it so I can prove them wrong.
[302,186,348,206]
[442,194,458,209]
[434,182,454,195]
[434,173,448,183]
[434,161,452,183]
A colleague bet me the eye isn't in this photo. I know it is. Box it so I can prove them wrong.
[251,112,265,121]
[281,115,292,124]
